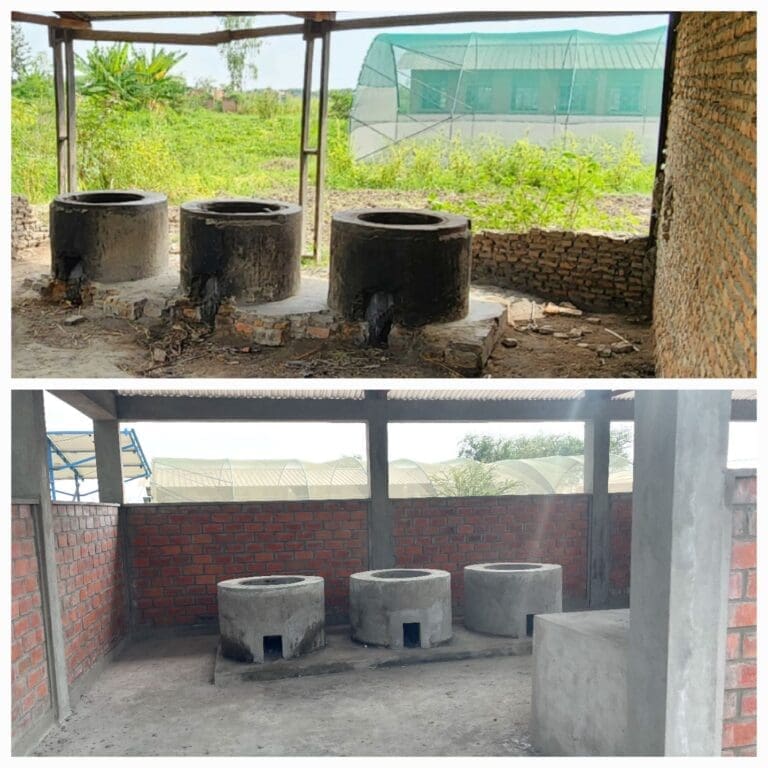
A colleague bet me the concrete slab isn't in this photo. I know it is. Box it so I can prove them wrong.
[31,633,536,756]
[531,608,629,756]
[214,623,531,686]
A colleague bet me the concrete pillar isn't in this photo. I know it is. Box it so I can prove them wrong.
[626,390,731,755]
[584,392,611,609]
[366,391,394,569]
[93,419,124,504]
[11,391,71,720]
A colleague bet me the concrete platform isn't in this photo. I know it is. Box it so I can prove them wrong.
[35,271,508,373]
[531,609,629,756]
[214,622,531,687]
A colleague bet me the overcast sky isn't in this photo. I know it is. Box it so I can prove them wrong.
[17,11,670,91]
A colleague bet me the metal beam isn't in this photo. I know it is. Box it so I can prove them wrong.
[47,390,118,421]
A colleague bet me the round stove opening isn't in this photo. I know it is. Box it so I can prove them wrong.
[371,569,432,579]
[71,192,146,204]
[485,563,543,571]
[239,576,305,586]
[358,211,442,226]
[201,201,282,214]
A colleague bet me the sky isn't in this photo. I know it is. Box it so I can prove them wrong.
[43,391,757,503]
[16,11,670,91]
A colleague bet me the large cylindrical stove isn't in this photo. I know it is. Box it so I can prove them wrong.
[349,568,452,649]
[463,562,562,637]
[217,574,325,663]
[50,190,168,282]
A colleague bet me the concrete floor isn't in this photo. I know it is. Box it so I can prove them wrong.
[33,633,536,756]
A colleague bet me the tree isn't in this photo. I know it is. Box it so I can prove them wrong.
[11,23,32,82]
[431,462,519,498]
[219,16,262,92]
[458,428,632,463]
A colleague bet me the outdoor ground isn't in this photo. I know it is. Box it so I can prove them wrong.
[12,198,654,379]
[32,633,536,757]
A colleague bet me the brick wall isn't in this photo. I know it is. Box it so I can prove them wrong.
[722,471,757,756]
[392,494,591,610]
[11,503,52,745]
[124,501,368,626]
[51,503,127,686]
[608,494,633,602]
[653,12,756,376]
[11,195,47,257]
[472,230,652,313]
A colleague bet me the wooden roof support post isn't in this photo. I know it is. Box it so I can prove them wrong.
[50,27,68,194]
[313,21,332,263]
[64,31,77,193]
[298,25,315,256]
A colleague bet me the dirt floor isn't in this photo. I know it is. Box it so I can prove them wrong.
[31,633,536,757]
[12,198,654,379]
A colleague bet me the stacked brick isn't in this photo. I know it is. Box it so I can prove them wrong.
[124,501,368,626]
[608,494,633,601]
[52,503,127,686]
[392,495,591,610]
[653,12,756,377]
[471,229,652,313]
[722,472,757,756]
[11,504,52,745]
[11,195,47,257]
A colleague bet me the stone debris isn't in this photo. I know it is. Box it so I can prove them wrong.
[11,196,47,257]
[568,328,584,339]
[553,332,570,339]
[576,342,590,348]
[537,325,555,335]
[611,341,636,354]
[63,315,86,326]
[542,301,583,317]
[586,317,602,324]
[501,337,518,348]
[596,345,613,358]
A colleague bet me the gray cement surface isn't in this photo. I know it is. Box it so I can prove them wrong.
[215,623,531,685]
[32,633,536,757]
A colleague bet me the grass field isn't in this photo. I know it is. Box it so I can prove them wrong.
[12,90,655,235]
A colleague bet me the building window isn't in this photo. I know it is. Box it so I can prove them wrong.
[465,83,493,112]
[511,86,539,113]
[557,82,588,113]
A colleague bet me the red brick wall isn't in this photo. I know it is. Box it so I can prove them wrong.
[722,472,757,756]
[52,503,127,686]
[653,12,756,376]
[11,503,52,744]
[392,495,590,610]
[124,501,368,626]
[609,494,633,600]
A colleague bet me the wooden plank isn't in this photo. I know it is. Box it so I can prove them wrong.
[51,33,68,194]
[12,11,90,29]
[313,25,332,263]
[298,34,315,256]
[64,32,77,193]
[69,23,305,46]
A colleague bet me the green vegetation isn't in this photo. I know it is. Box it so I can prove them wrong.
[432,462,520,498]
[11,39,654,234]
[458,429,633,462]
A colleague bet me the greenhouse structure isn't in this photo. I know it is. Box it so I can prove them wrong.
[147,454,633,502]
[350,27,667,162]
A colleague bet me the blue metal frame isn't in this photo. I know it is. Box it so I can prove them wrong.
[46,428,151,501]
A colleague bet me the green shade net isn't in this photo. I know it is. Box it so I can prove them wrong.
[351,27,667,161]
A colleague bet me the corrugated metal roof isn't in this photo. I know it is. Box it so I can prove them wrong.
[388,390,585,401]
[117,389,366,400]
